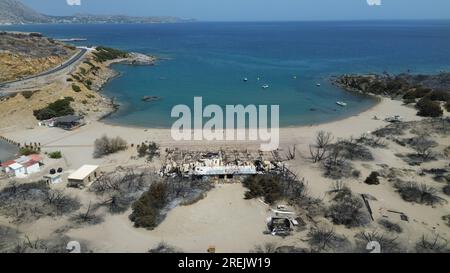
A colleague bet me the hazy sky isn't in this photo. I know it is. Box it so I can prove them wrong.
[22,0,450,21]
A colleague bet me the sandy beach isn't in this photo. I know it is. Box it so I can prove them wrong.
[0,44,448,253]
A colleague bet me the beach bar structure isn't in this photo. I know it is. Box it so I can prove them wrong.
[39,115,85,130]
[193,165,257,178]
[68,165,99,187]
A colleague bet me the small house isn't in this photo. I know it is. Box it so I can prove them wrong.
[1,155,42,178]
[44,173,63,185]
[68,165,99,187]
[9,163,26,178]
[53,115,85,130]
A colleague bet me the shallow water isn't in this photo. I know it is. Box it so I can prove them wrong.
[2,21,450,127]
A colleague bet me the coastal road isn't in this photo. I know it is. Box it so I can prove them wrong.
[0,48,88,92]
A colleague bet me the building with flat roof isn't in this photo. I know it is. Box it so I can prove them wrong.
[1,154,42,178]
[68,165,99,187]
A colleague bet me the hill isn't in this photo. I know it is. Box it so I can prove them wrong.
[0,0,193,25]
[0,0,50,24]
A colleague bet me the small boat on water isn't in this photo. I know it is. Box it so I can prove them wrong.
[262,84,269,89]
[316,83,321,87]
[243,77,248,82]
[336,101,347,107]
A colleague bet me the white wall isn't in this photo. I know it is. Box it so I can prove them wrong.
[25,163,40,175]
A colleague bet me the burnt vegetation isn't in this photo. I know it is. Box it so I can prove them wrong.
[309,131,379,179]
[354,231,402,253]
[128,176,213,230]
[394,181,445,206]
[242,172,325,217]
[0,181,80,223]
[307,225,350,253]
[326,186,370,228]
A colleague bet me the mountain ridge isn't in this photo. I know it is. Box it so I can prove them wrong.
[0,0,193,25]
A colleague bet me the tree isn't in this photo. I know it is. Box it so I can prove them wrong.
[93,135,127,158]
[310,131,333,163]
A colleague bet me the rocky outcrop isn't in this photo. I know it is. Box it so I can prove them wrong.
[123,52,157,65]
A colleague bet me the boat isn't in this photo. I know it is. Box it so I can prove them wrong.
[336,101,347,107]
[316,83,321,87]
[243,77,248,82]
[262,84,269,89]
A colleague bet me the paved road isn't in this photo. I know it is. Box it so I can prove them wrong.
[0,48,88,89]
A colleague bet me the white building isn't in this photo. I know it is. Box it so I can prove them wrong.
[68,165,100,187]
[9,163,26,178]
[1,155,42,178]
[44,173,63,185]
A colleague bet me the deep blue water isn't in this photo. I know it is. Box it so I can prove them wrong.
[2,21,450,127]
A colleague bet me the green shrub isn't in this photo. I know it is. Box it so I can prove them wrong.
[93,46,128,62]
[428,90,450,102]
[21,91,34,99]
[129,182,168,229]
[402,87,432,100]
[242,175,283,204]
[416,98,443,117]
[19,147,39,156]
[33,97,75,120]
[48,151,62,159]
[72,84,81,92]
[364,171,380,185]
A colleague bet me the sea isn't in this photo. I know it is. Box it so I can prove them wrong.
[1,21,450,128]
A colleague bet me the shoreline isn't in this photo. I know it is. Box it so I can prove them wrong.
[95,58,382,131]
[97,95,383,130]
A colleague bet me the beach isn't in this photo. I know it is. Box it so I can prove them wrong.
[0,26,449,253]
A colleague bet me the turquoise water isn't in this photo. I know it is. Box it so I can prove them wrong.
[2,21,450,127]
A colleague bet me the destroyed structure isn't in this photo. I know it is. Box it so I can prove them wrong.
[160,149,285,179]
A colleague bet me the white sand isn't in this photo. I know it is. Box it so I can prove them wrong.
[2,97,449,253]
[67,183,277,253]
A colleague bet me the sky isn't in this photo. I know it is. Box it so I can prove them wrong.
[21,0,450,21]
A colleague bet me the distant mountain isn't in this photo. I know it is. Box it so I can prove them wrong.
[0,0,50,24]
[0,0,194,25]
